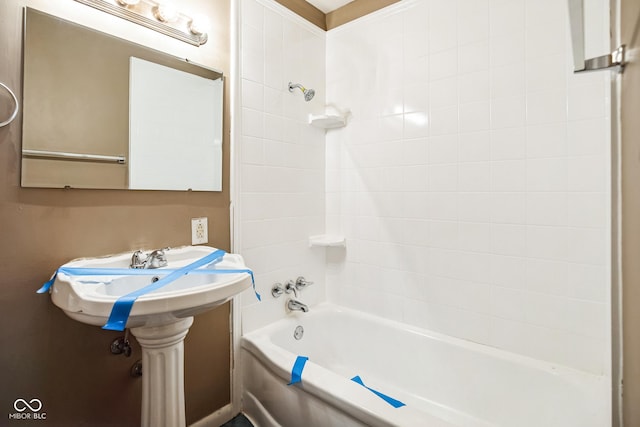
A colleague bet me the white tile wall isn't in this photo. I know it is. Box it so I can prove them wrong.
[237,0,326,332]
[238,0,610,375]
[325,0,610,374]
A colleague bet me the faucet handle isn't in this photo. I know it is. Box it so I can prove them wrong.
[130,250,146,268]
[284,280,298,297]
[271,283,284,298]
[150,248,167,258]
[148,249,168,268]
[295,276,313,290]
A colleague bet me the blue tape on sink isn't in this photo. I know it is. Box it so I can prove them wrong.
[38,273,59,294]
[37,249,261,331]
[38,266,260,300]
[102,249,226,331]
[37,257,221,295]
[37,267,202,293]
[351,376,406,408]
[287,356,309,386]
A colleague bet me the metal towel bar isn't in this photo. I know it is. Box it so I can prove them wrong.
[0,82,19,127]
[23,149,126,164]
[568,0,625,73]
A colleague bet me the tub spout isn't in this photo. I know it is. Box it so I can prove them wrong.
[287,298,309,313]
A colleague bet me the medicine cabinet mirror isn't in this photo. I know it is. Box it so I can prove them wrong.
[21,8,223,191]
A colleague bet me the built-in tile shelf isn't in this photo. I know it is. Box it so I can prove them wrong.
[309,105,350,129]
[309,234,346,247]
[309,113,347,129]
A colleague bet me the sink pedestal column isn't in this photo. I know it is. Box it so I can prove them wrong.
[131,317,194,427]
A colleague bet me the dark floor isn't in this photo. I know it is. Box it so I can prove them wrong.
[220,413,254,427]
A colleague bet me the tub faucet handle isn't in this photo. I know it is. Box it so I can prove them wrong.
[295,276,313,290]
[285,280,298,297]
[271,283,284,298]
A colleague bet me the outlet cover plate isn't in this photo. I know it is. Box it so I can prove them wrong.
[191,217,208,245]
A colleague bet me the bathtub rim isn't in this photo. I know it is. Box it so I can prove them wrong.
[243,302,609,382]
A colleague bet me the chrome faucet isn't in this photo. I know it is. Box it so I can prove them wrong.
[273,277,312,312]
[130,248,168,269]
[287,298,309,313]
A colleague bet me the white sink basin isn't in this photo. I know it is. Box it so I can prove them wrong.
[49,245,252,329]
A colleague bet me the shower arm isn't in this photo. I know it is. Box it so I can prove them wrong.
[288,83,305,92]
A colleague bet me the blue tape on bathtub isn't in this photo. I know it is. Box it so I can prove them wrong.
[287,356,309,386]
[351,376,406,408]
[102,249,227,331]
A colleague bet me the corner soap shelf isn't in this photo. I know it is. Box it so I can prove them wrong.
[309,234,346,248]
[309,114,347,129]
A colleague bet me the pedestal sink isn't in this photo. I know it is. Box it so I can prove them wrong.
[43,246,253,427]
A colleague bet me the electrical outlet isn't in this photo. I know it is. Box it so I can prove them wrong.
[191,217,208,245]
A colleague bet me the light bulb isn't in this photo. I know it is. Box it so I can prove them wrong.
[153,3,178,23]
[189,14,210,36]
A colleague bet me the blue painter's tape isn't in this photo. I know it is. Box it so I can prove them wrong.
[351,376,406,408]
[63,267,259,301]
[37,262,224,294]
[37,255,261,302]
[36,263,226,295]
[287,356,309,386]
[211,269,261,301]
[37,272,58,294]
[102,249,227,331]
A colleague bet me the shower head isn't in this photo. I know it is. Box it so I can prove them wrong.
[303,87,315,102]
[288,82,315,102]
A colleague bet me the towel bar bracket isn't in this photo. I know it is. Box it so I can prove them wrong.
[575,45,626,74]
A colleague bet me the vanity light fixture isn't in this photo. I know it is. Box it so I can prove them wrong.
[73,0,208,46]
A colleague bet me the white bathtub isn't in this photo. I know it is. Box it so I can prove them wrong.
[240,304,609,427]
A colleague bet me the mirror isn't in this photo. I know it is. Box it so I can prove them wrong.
[21,8,223,191]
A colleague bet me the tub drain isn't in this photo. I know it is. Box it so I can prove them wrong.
[293,325,304,340]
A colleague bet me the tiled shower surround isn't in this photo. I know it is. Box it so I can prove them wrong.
[238,0,610,376]
[238,0,327,330]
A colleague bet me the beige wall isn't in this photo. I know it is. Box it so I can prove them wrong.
[622,0,640,424]
[0,0,232,425]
